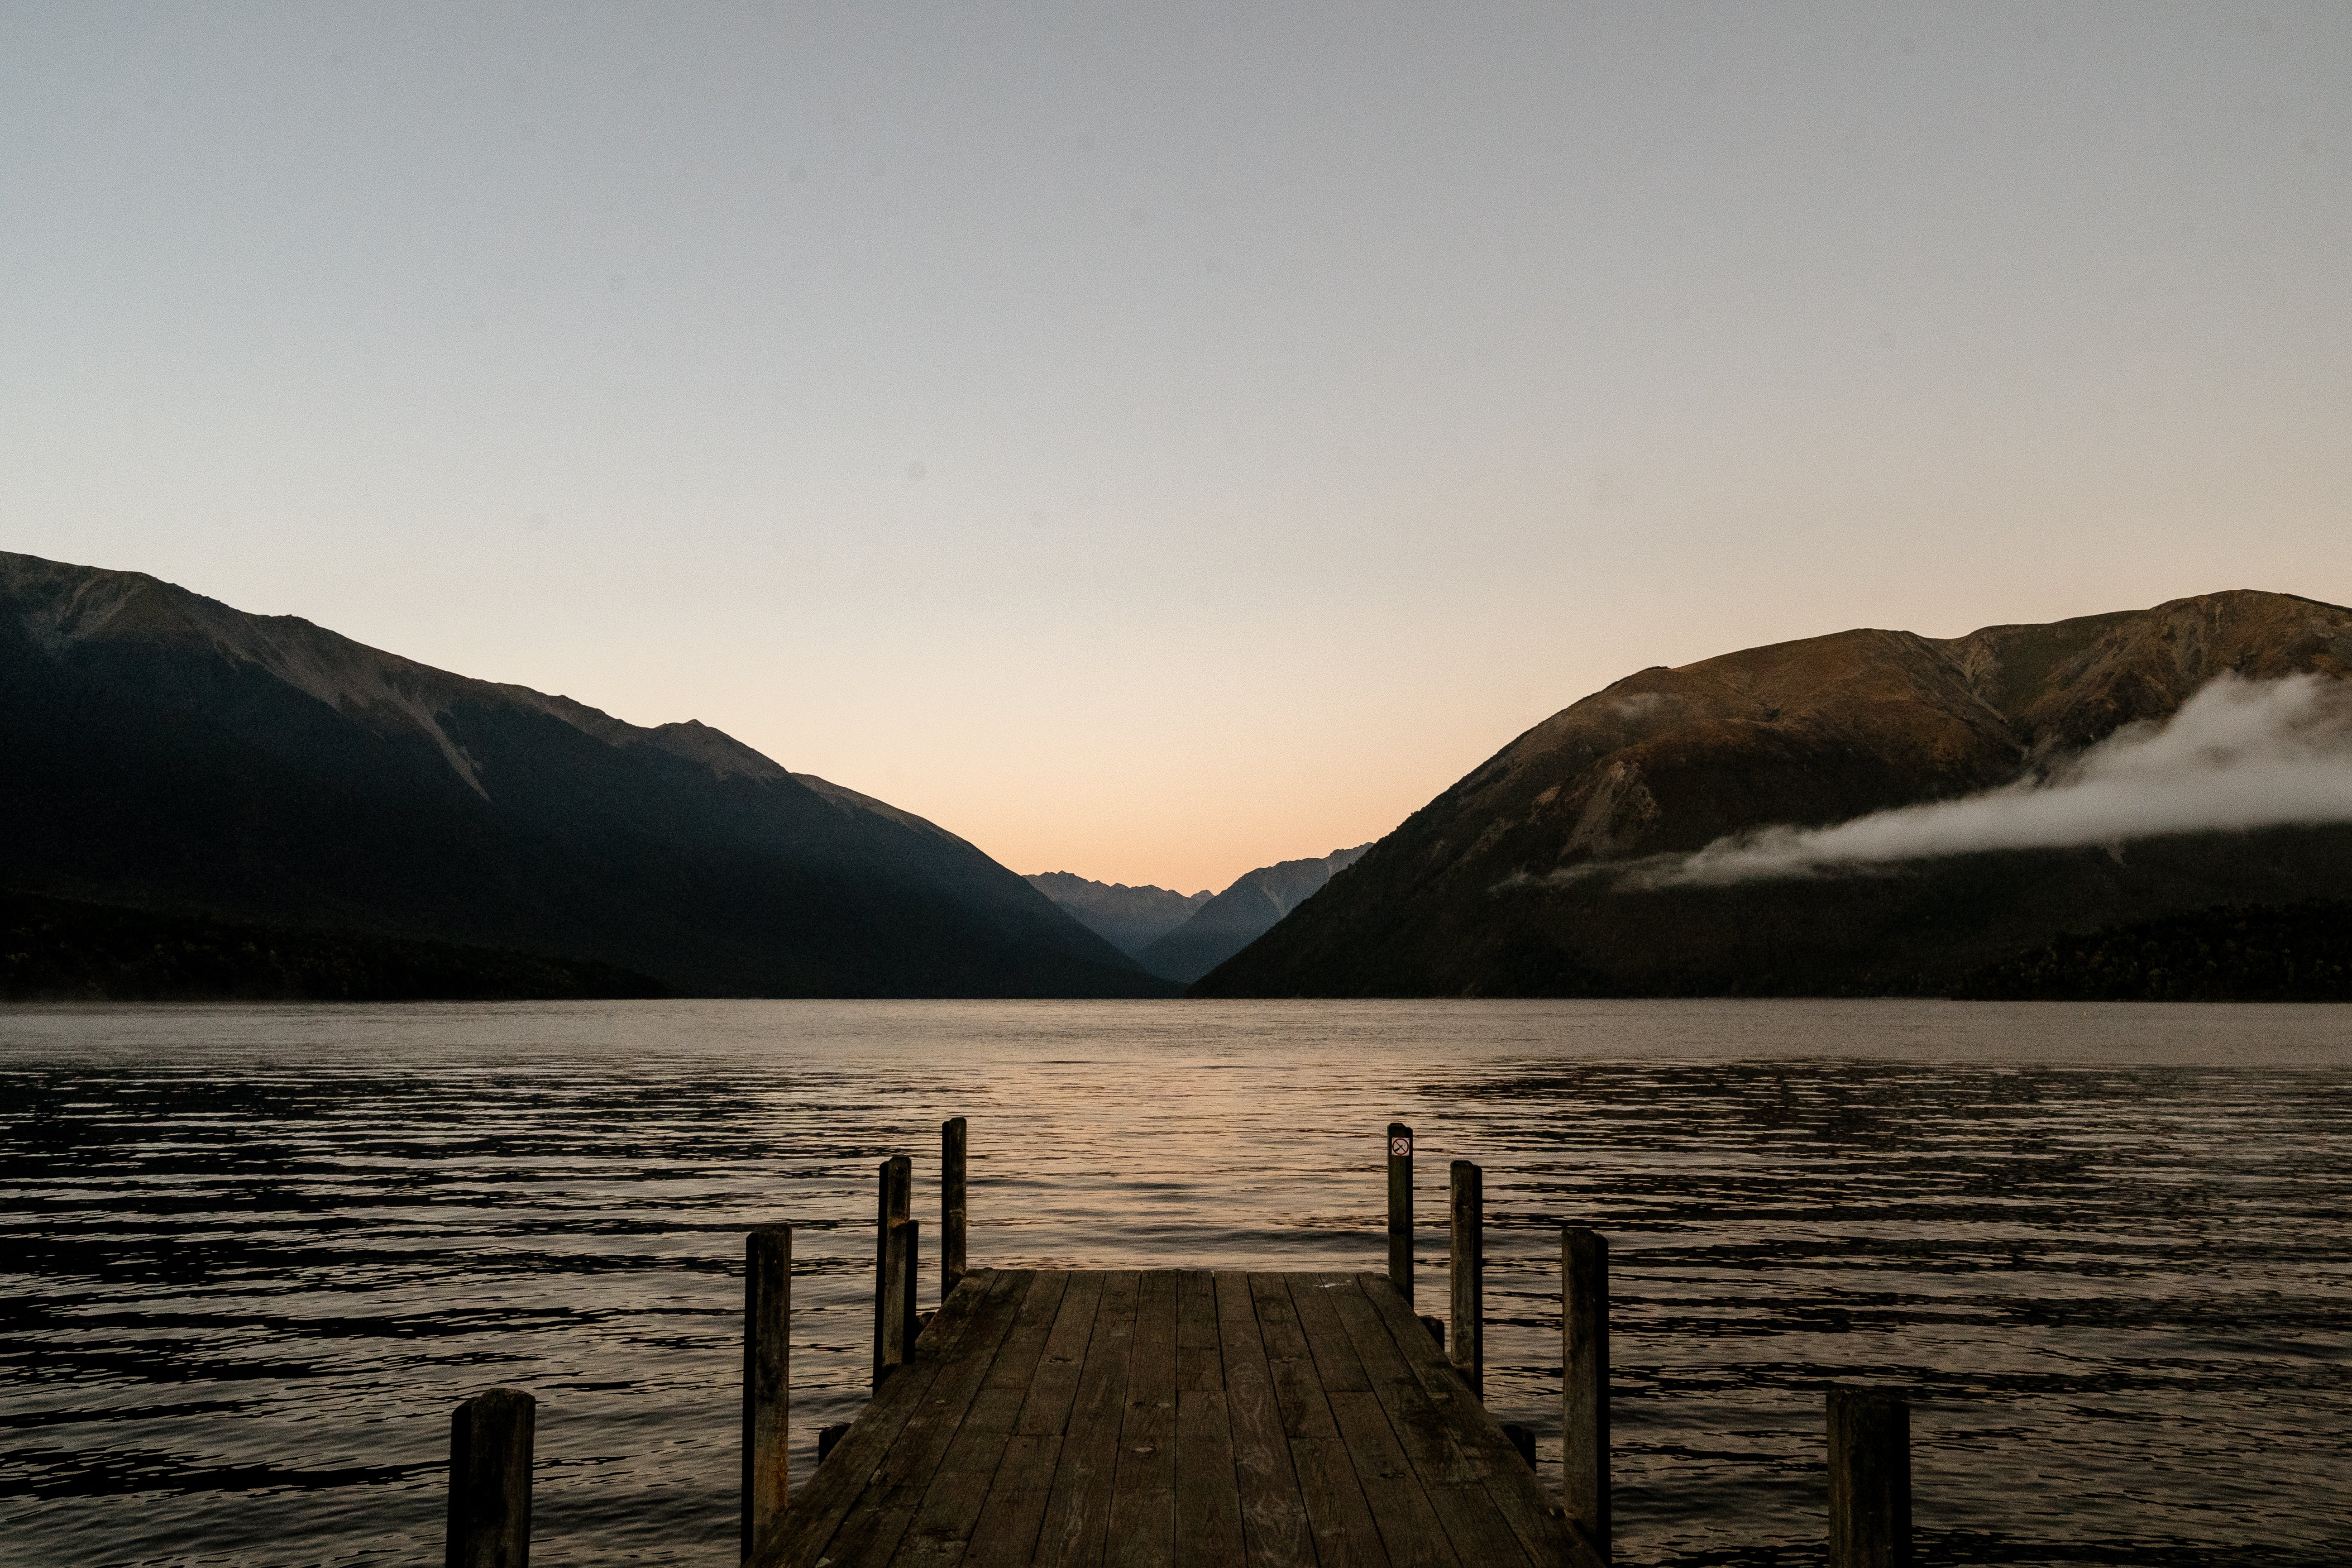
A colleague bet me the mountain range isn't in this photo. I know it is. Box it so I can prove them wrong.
[1029,846,1370,982]
[1133,846,1372,982]
[0,551,1170,998]
[1020,873,1209,958]
[1197,591,2352,997]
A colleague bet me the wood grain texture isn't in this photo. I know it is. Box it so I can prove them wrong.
[767,1270,1589,1568]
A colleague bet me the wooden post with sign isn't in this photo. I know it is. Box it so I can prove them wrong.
[1386,1122,1415,1306]
[1449,1159,1483,1400]
[873,1155,911,1388]
[942,1117,967,1297]
[741,1224,790,1561]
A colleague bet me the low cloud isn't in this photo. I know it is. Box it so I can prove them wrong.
[1556,673,2352,890]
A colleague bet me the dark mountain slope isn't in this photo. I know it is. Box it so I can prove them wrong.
[0,890,664,1002]
[0,551,1166,997]
[1136,844,1372,983]
[1196,591,2352,997]
[1956,899,2352,1002]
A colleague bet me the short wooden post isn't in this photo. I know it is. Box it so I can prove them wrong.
[873,1155,910,1388]
[1386,1122,1414,1306]
[1448,1159,1483,1400]
[1500,1421,1537,1470]
[446,1387,533,1568]
[1563,1227,1610,1561]
[942,1116,968,1297]
[741,1224,790,1561]
[1828,1386,1911,1568]
[817,1422,850,1463]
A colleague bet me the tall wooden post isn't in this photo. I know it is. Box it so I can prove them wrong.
[896,1217,922,1353]
[1386,1122,1414,1306]
[1562,1227,1610,1560]
[874,1155,911,1388]
[1828,1386,1911,1568]
[741,1225,791,1561]
[446,1388,533,1568]
[1448,1160,1483,1400]
[942,1117,968,1298]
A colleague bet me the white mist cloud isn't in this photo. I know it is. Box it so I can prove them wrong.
[1607,672,2352,889]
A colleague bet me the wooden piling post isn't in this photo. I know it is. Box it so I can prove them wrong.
[874,1155,911,1388]
[1500,1421,1537,1471]
[741,1224,791,1562]
[1563,1226,1610,1561]
[1386,1122,1414,1306]
[1828,1386,1911,1568]
[445,1387,533,1568]
[896,1217,922,1354]
[942,1116,967,1297]
[1448,1159,1483,1400]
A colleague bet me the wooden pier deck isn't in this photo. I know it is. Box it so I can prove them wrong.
[754,1267,1603,1568]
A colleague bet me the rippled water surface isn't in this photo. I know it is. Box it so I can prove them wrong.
[3,999,2348,1567]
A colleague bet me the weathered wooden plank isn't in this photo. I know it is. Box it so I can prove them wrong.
[987,1269,1074,1392]
[1016,1272,1107,1438]
[1247,1273,1339,1443]
[1176,1269,1223,1393]
[1283,1274,1375,1396]
[856,1272,1041,1567]
[1323,1273,1482,1489]
[870,1272,1037,1499]
[1114,1271,1180,1496]
[942,1271,1072,1472]
[1104,1487,1175,1568]
[922,1274,1075,1566]
[1214,1273,1316,1568]
[755,1270,1008,1568]
[1353,1272,1601,1568]
[1326,1387,1463,1568]
[1172,1386,1245,1565]
[896,1463,995,1566]
[1291,1273,1459,1565]
[825,1482,931,1568]
[1288,1435,1393,1568]
[986,1434,1063,1495]
[1419,1485,1535,1568]
[1034,1271,1141,1568]
[961,1482,1054,1568]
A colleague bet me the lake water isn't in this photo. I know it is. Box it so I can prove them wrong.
[2,999,2348,1567]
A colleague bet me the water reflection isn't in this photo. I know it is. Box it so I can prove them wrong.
[2,1000,2347,1566]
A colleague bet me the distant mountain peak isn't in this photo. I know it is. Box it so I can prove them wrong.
[1023,871,1213,958]
[1130,842,1372,983]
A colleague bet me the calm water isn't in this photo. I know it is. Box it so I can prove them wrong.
[2,999,2348,1567]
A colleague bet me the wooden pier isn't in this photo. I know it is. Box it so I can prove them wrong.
[755,1267,1596,1568]
[442,1120,1916,1568]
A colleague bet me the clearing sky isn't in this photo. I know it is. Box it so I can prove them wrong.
[5,2,2347,892]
